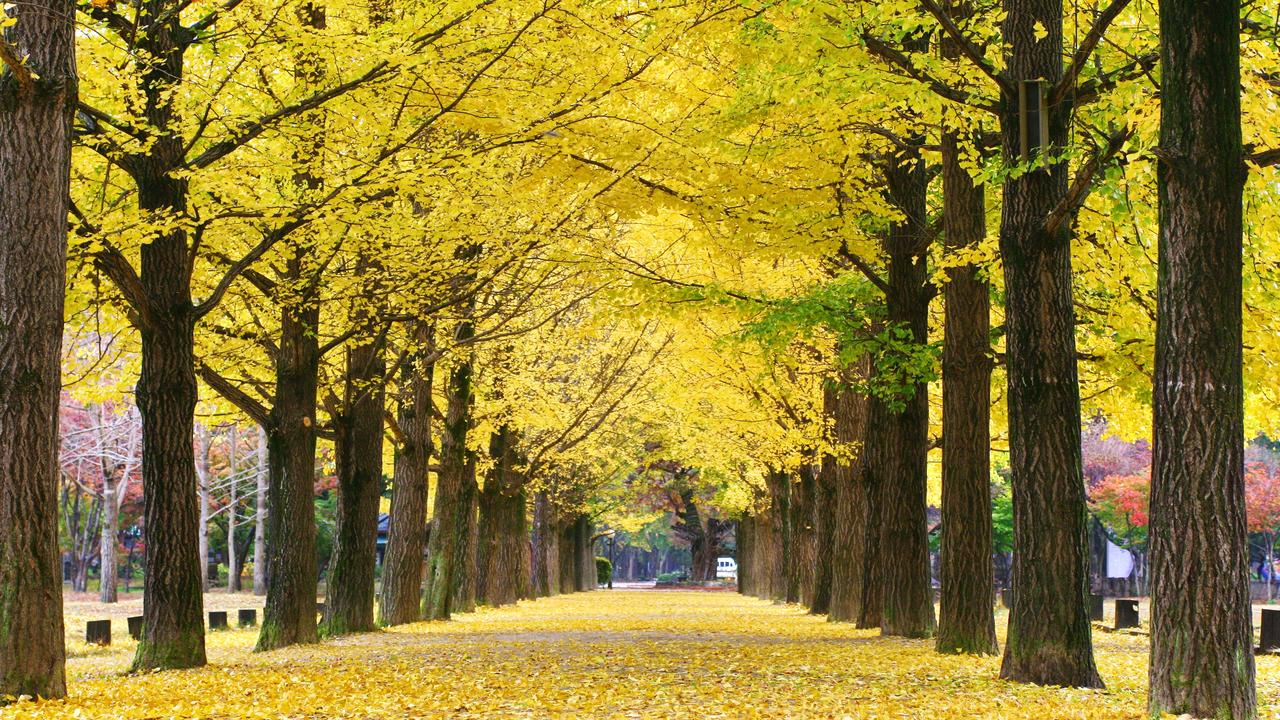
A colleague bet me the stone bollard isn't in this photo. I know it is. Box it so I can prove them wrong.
[1089,594,1105,622]
[1001,588,1015,610]
[86,619,111,645]
[1115,598,1140,629]
[238,609,257,628]
[208,611,229,631]
[1260,608,1280,652]
[127,615,144,640]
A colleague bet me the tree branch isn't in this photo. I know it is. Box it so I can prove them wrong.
[197,364,271,426]
[186,61,391,170]
[917,0,1013,96]
[1044,126,1133,236]
[0,34,34,97]
[861,34,997,113]
[1052,0,1134,105]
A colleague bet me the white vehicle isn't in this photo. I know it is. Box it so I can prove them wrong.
[716,556,738,580]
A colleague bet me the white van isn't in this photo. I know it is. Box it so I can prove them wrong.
[716,557,738,580]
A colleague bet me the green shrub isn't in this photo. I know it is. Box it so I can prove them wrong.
[595,556,612,585]
[656,571,680,583]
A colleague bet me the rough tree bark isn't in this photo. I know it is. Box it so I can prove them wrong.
[256,0,325,647]
[477,426,530,607]
[997,0,1101,687]
[452,456,480,613]
[811,425,837,614]
[936,131,998,655]
[738,515,754,597]
[761,471,788,602]
[558,517,579,594]
[874,144,936,639]
[791,465,818,607]
[423,346,475,621]
[256,270,321,651]
[0,0,75,695]
[576,515,596,592]
[379,325,434,626]
[322,289,388,636]
[1147,0,1255,715]
[531,490,561,597]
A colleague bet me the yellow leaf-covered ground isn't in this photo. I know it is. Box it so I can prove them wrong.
[9,590,1280,718]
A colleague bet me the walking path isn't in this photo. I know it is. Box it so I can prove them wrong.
[12,590,1280,718]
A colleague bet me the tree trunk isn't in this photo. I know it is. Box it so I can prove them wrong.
[577,515,596,592]
[792,465,818,607]
[0,0,75,694]
[422,349,474,621]
[1148,0,1255,714]
[256,276,320,652]
[531,490,560,597]
[995,0,1101,688]
[254,426,268,596]
[379,325,434,626]
[132,207,206,671]
[762,472,788,602]
[323,322,387,636]
[197,427,211,591]
[477,426,530,607]
[256,0,324,645]
[558,518,578,594]
[100,465,120,604]
[936,130,998,656]
[228,426,240,593]
[738,515,754,596]
[811,429,837,614]
[996,0,1101,688]
[874,145,936,639]
[452,455,479,613]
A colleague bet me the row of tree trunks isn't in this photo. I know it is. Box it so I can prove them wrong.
[379,324,435,626]
[0,0,76,696]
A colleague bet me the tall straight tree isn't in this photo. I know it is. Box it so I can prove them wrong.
[991,0,1100,686]
[379,324,435,625]
[1147,0,1256,715]
[0,0,75,699]
[936,129,997,655]
[322,253,388,636]
[873,141,936,639]
[422,340,476,620]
